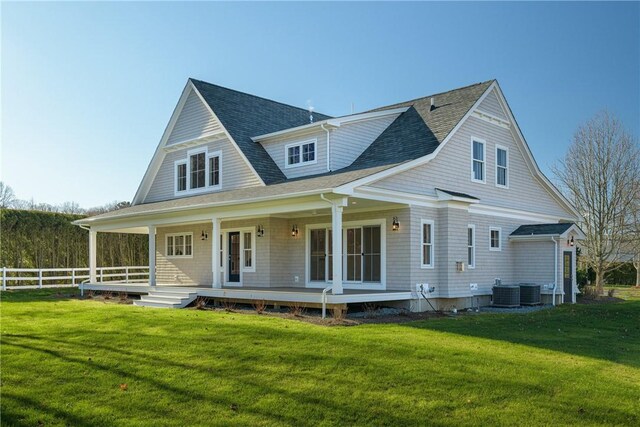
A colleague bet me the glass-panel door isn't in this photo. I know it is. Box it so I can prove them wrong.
[345,227,362,282]
[228,232,240,282]
[363,226,381,282]
[310,229,326,281]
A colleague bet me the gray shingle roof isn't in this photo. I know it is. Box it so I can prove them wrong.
[349,81,494,169]
[510,223,575,236]
[76,164,399,224]
[435,188,479,200]
[190,79,332,185]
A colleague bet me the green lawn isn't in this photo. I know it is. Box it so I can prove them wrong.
[1,290,639,426]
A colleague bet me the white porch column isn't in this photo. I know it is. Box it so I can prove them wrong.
[89,229,97,283]
[331,203,344,295]
[148,225,156,287]
[212,217,221,288]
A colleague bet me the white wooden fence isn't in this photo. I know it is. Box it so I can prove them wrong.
[1,266,149,290]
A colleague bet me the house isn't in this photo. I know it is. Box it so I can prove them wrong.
[74,78,585,310]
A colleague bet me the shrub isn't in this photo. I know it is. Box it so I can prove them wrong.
[221,300,236,312]
[194,297,207,310]
[332,306,347,320]
[252,300,267,314]
[288,303,306,317]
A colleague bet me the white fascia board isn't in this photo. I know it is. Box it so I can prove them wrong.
[163,131,228,153]
[132,81,194,205]
[434,189,480,204]
[86,198,338,232]
[251,107,409,142]
[334,83,498,194]
[469,203,570,223]
[189,81,266,187]
[353,186,479,209]
[75,188,337,227]
[491,82,581,220]
[560,224,586,240]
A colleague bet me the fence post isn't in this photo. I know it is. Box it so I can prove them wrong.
[125,267,129,284]
[100,269,103,283]
[38,269,43,289]
[71,268,76,287]
[2,267,6,291]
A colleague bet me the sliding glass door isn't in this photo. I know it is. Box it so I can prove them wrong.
[309,225,381,285]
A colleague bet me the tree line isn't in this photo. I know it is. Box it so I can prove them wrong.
[1,209,148,269]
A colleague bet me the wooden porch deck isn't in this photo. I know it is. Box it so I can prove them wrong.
[81,283,414,305]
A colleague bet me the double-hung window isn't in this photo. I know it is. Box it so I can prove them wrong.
[496,146,508,188]
[421,220,434,268]
[209,154,220,187]
[286,139,317,168]
[243,232,253,269]
[490,227,501,251]
[190,152,206,189]
[166,233,193,258]
[175,148,222,195]
[468,225,475,268]
[176,162,187,192]
[471,138,485,183]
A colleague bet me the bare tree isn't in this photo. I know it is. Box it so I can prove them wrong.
[0,182,16,208]
[553,111,640,293]
[627,180,640,287]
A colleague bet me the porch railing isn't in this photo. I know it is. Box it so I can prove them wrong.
[1,266,149,290]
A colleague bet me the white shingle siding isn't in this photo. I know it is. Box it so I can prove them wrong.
[476,90,508,121]
[259,114,400,178]
[262,131,328,179]
[144,138,262,203]
[513,240,555,285]
[371,115,573,219]
[167,90,224,145]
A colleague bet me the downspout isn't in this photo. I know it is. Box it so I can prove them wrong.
[551,237,558,306]
[321,124,331,172]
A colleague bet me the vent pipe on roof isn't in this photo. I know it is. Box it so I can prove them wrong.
[430,97,436,111]
[309,106,315,124]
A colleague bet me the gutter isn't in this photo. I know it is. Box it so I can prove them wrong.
[321,123,331,172]
[551,237,558,306]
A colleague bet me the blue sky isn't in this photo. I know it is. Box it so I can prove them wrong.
[2,1,638,207]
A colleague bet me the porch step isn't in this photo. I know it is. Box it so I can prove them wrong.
[134,290,197,309]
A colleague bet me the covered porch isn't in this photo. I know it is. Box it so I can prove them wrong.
[79,190,413,309]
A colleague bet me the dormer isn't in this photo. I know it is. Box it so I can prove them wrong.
[252,108,407,179]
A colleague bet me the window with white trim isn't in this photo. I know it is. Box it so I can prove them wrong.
[471,139,485,182]
[468,225,475,268]
[166,233,193,258]
[190,152,206,189]
[175,147,222,195]
[285,140,316,168]
[243,232,252,269]
[490,227,501,251]
[209,154,220,187]
[421,220,434,268]
[176,162,187,192]
[496,146,508,187]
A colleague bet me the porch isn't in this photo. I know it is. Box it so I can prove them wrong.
[80,282,414,306]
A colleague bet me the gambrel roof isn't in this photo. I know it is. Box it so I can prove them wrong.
[189,79,493,179]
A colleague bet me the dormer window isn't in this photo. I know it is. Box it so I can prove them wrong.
[175,147,222,195]
[285,139,316,168]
